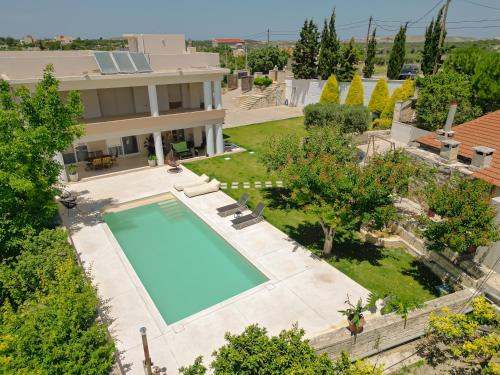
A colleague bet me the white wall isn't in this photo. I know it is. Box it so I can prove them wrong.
[476,196,500,272]
[285,78,404,107]
[391,121,431,145]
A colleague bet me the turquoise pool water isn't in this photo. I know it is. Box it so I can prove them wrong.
[104,198,267,324]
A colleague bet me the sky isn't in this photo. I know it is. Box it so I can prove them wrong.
[1,0,499,40]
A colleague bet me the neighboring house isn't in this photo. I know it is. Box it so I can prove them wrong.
[21,35,35,45]
[54,35,74,45]
[0,33,228,180]
[212,38,245,56]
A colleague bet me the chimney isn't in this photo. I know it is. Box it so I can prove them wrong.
[471,146,495,170]
[440,139,461,164]
[437,102,458,139]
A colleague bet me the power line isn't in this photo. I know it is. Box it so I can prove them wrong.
[461,0,500,10]
[409,0,445,24]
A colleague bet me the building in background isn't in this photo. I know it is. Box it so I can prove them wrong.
[21,35,36,45]
[212,38,245,56]
[54,35,74,45]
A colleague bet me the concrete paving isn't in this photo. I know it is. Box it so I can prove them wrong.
[63,166,368,374]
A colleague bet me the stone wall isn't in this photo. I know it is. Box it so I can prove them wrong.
[310,288,475,360]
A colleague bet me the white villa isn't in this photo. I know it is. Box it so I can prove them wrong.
[0,34,228,180]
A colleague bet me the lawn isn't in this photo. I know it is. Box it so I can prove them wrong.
[185,117,440,302]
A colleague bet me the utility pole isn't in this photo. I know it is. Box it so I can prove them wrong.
[267,28,270,45]
[433,0,450,74]
[365,16,373,56]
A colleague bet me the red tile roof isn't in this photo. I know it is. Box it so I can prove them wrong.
[214,38,243,43]
[417,110,500,186]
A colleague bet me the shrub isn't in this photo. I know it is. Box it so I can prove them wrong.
[304,103,370,133]
[380,79,414,121]
[416,71,482,131]
[371,118,393,130]
[368,78,389,115]
[319,75,340,104]
[473,52,500,113]
[345,73,364,105]
[253,76,273,87]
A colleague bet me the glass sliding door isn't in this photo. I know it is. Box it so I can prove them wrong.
[122,136,139,155]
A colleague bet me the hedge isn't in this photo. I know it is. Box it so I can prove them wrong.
[304,103,371,134]
[345,73,364,105]
[319,75,340,104]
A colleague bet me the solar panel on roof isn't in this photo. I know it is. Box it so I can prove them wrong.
[94,52,119,74]
[112,52,136,73]
[130,53,152,72]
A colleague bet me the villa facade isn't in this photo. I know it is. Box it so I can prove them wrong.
[0,34,228,180]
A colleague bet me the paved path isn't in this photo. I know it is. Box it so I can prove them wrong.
[64,167,368,374]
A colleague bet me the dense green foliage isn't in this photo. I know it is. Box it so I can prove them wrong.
[363,28,377,78]
[304,103,370,134]
[337,38,360,82]
[368,78,389,115]
[191,43,246,72]
[421,7,445,75]
[247,46,288,74]
[318,9,341,80]
[420,173,499,254]
[387,25,408,79]
[0,230,115,374]
[345,73,364,106]
[373,78,414,129]
[444,45,488,77]
[0,66,83,258]
[292,19,320,79]
[253,76,273,87]
[319,75,340,104]
[415,71,481,130]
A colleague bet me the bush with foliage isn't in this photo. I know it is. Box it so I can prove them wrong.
[304,103,370,134]
[253,76,273,87]
[247,46,288,74]
[0,230,115,373]
[416,70,482,131]
[444,45,487,77]
[373,79,414,129]
[419,173,499,254]
[345,73,364,106]
[473,52,500,113]
[368,78,389,115]
[319,75,340,104]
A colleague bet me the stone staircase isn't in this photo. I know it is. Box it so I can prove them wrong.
[237,83,280,110]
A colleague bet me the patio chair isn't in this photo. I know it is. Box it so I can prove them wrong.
[172,141,193,159]
[217,192,250,217]
[102,156,112,168]
[91,158,103,170]
[174,174,209,191]
[231,203,265,230]
[184,179,220,198]
[59,198,79,216]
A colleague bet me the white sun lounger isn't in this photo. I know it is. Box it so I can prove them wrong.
[184,179,221,198]
[174,174,209,191]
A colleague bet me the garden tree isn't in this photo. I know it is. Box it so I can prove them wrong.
[337,38,359,81]
[415,71,482,131]
[292,19,320,79]
[387,24,408,80]
[424,296,499,372]
[373,79,414,129]
[363,28,377,78]
[0,66,83,258]
[444,45,487,77]
[0,229,115,373]
[368,78,389,115]
[318,8,341,79]
[473,52,500,113]
[179,324,336,374]
[319,75,340,104]
[421,7,445,75]
[261,128,416,255]
[247,45,289,74]
[420,173,499,254]
[303,103,371,134]
[345,73,364,106]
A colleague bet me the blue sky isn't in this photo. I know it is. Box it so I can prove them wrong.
[1,0,499,40]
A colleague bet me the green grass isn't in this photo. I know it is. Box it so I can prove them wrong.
[185,117,441,302]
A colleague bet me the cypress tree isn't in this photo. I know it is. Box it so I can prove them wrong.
[363,28,377,78]
[318,9,341,80]
[387,24,407,79]
[421,19,435,75]
[337,38,359,81]
[292,19,320,79]
[432,7,445,73]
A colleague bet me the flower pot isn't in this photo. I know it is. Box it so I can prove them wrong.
[427,209,435,218]
[148,159,156,167]
[347,316,365,334]
[69,173,79,182]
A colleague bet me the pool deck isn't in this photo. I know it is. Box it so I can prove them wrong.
[63,166,369,374]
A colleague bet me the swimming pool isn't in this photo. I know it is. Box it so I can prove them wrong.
[104,197,267,324]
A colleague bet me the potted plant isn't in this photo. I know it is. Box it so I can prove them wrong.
[148,154,157,167]
[339,295,366,334]
[67,164,79,182]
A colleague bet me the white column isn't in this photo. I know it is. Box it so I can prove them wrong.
[153,131,164,166]
[54,151,68,182]
[205,124,215,156]
[213,80,222,110]
[215,123,224,154]
[203,81,213,111]
[147,84,159,117]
